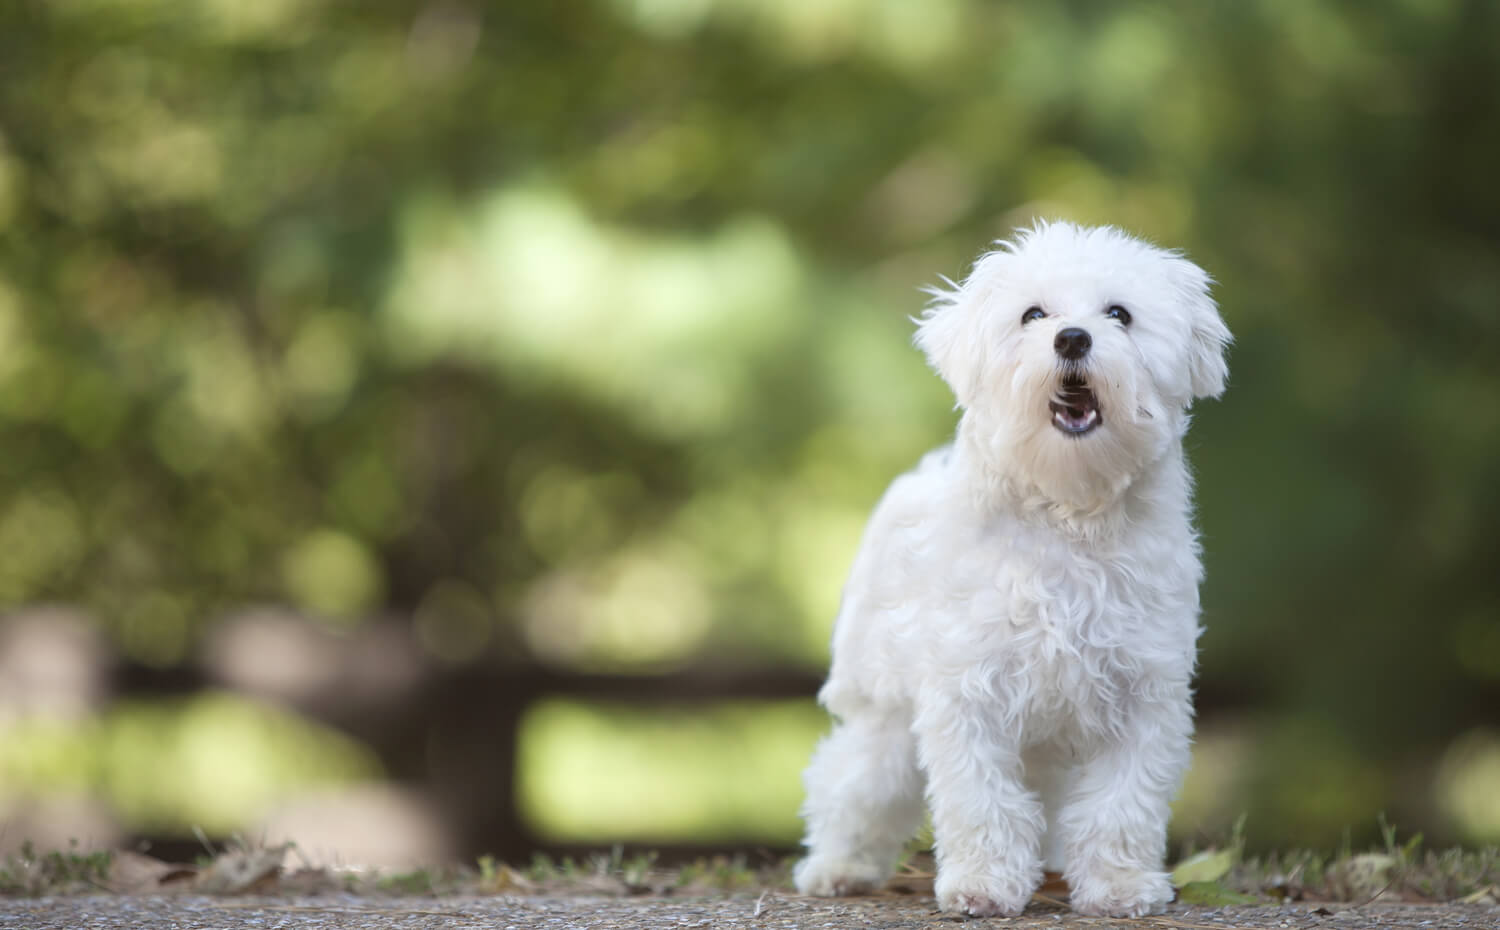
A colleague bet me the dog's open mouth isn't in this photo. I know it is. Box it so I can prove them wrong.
[1049,377,1101,435]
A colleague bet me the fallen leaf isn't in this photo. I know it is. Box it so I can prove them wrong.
[194,844,290,894]
[106,851,197,893]
[1171,849,1236,886]
[1459,885,1497,906]
[479,863,536,893]
[275,868,345,895]
[1038,871,1069,895]
[1176,881,1260,907]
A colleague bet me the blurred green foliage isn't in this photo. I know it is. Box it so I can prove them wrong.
[0,692,377,833]
[1,0,1498,849]
[517,698,825,844]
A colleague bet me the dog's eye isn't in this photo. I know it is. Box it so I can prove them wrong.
[1106,304,1133,326]
[1021,306,1046,324]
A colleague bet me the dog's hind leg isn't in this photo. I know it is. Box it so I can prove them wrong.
[794,706,924,896]
[1023,747,1072,874]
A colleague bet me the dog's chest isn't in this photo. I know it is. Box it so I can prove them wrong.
[932,528,1178,737]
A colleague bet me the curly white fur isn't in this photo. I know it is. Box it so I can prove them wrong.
[794,221,1232,918]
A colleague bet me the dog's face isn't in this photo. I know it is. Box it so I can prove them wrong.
[916,222,1231,510]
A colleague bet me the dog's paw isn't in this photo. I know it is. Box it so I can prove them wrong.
[935,871,1033,918]
[793,856,886,897]
[941,890,1028,918]
[1068,867,1173,917]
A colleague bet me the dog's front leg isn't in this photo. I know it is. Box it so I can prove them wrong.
[1057,691,1191,917]
[794,707,926,896]
[915,693,1043,917]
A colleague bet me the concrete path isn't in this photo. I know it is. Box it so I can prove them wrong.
[1,893,1494,929]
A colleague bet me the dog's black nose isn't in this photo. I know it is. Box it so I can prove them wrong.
[1054,327,1092,360]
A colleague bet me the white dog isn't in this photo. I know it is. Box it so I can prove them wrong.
[793,221,1231,918]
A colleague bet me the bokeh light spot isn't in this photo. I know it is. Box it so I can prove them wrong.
[516,699,825,843]
[413,579,493,663]
[1436,729,1500,842]
[281,529,385,622]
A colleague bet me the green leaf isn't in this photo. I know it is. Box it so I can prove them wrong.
[1172,848,1236,886]
[1177,881,1260,907]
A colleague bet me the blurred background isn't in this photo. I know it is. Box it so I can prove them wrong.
[1,0,1498,868]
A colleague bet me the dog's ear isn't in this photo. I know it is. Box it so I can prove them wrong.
[1172,257,1232,400]
[914,282,987,408]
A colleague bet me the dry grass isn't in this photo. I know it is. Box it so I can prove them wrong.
[2,827,1496,906]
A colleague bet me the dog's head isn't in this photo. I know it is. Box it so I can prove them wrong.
[916,221,1231,511]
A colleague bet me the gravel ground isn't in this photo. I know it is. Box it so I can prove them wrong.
[2,894,1495,930]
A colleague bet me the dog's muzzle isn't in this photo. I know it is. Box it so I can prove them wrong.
[1054,327,1092,360]
[1050,375,1101,435]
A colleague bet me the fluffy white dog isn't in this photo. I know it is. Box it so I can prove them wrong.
[793,221,1231,918]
